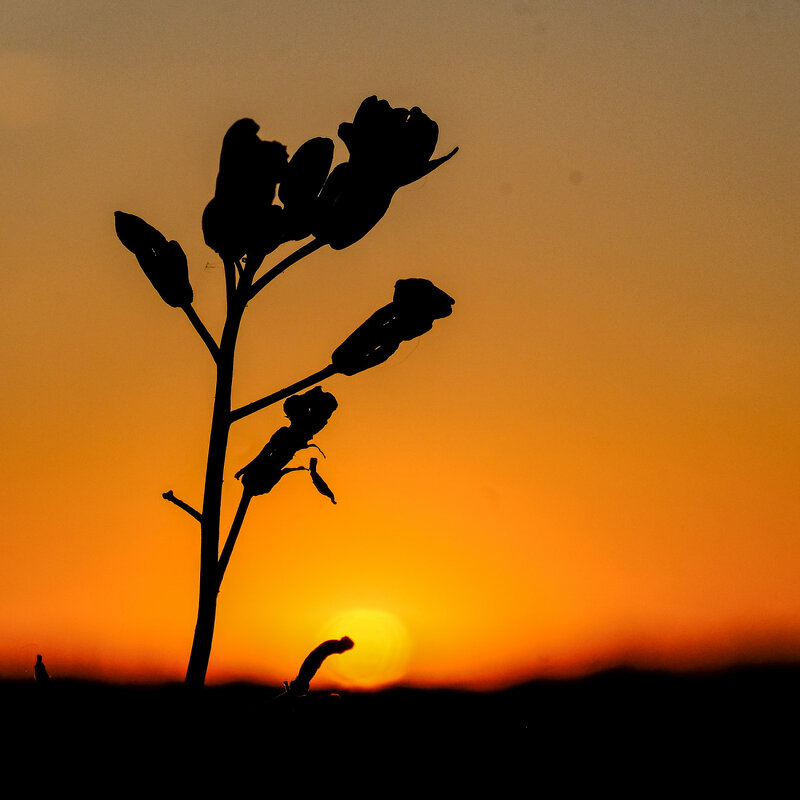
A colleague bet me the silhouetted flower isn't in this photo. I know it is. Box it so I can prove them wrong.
[114,211,193,307]
[314,97,458,249]
[235,387,338,496]
[340,97,456,186]
[215,118,286,203]
[283,386,339,434]
[278,137,335,240]
[202,118,288,262]
[331,278,454,375]
[392,277,457,337]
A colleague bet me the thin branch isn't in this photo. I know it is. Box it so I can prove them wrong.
[223,259,237,308]
[162,490,203,523]
[182,304,220,362]
[240,251,265,283]
[217,490,252,591]
[229,364,337,423]
[248,239,326,300]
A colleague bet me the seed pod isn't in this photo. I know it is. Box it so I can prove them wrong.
[309,457,336,504]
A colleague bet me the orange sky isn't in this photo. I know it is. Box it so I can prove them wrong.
[2,1,799,689]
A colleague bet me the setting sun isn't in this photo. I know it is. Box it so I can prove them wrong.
[318,609,411,689]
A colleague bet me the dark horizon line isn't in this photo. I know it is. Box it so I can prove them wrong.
[5,658,799,694]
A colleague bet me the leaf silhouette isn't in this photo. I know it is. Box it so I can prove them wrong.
[309,457,336,504]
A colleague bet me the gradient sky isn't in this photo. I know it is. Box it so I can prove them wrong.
[2,0,799,688]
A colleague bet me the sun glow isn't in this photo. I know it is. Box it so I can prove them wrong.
[318,609,411,689]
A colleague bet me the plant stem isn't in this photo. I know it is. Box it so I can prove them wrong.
[217,490,252,591]
[229,364,337,423]
[183,239,323,686]
[182,304,220,362]
[248,239,325,299]
[162,490,202,523]
[184,298,244,687]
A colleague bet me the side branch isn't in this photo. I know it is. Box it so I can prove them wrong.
[217,490,252,591]
[249,239,326,300]
[182,305,220,362]
[162,490,203,523]
[229,364,337,423]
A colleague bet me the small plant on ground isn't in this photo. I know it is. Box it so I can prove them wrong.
[114,96,457,687]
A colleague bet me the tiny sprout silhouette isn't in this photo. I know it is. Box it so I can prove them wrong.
[287,637,355,698]
[34,654,50,684]
[114,96,457,687]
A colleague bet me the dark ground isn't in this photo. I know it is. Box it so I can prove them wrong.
[5,664,797,791]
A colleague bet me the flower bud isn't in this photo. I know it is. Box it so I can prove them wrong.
[235,387,338,497]
[283,386,338,434]
[312,97,456,249]
[115,211,193,307]
[203,198,284,263]
[279,137,335,241]
[202,196,242,261]
[330,303,404,376]
[216,118,287,206]
[235,427,294,496]
[331,279,454,376]
[279,137,334,208]
[313,163,394,250]
[403,107,439,166]
[204,119,289,261]
[114,210,167,253]
[392,278,455,336]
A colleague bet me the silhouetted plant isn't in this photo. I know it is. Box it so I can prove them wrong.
[34,654,51,685]
[114,96,457,687]
[287,636,354,697]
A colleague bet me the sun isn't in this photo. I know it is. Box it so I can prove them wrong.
[318,608,411,689]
